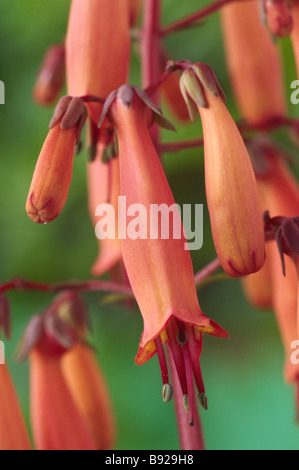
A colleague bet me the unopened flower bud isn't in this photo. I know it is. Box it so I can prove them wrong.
[180,64,266,277]
[33,43,65,106]
[0,364,32,450]
[263,0,293,37]
[220,1,286,125]
[26,96,87,224]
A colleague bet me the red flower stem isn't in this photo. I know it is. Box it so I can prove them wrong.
[154,336,170,386]
[145,69,172,97]
[141,0,162,150]
[238,115,298,133]
[167,346,205,450]
[0,260,224,299]
[160,0,255,37]
[159,116,299,154]
[194,258,222,287]
[181,340,195,426]
[159,138,204,154]
[0,277,133,297]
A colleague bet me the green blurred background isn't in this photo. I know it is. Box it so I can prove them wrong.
[0,0,299,450]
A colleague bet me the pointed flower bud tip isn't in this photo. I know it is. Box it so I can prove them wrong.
[179,63,226,121]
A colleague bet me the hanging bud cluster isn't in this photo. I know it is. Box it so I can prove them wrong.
[16,291,116,450]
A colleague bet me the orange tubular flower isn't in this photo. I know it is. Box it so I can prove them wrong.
[251,138,299,384]
[87,137,122,277]
[220,0,287,125]
[62,343,116,450]
[65,0,131,125]
[33,43,65,106]
[20,313,96,450]
[269,244,298,385]
[180,63,266,278]
[0,363,31,450]
[26,96,87,224]
[58,294,117,450]
[99,85,229,425]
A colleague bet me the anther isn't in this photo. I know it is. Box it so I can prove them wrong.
[162,383,173,403]
[199,392,208,411]
[183,394,189,413]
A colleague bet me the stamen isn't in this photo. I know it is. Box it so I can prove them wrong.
[162,383,173,403]
[180,331,195,426]
[199,392,208,411]
[175,320,195,426]
[185,324,207,410]
[166,320,188,396]
[154,336,170,386]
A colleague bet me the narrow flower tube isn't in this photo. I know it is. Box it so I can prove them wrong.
[65,0,131,124]
[26,97,87,224]
[180,64,266,277]
[30,347,96,450]
[269,243,299,385]
[87,137,123,277]
[220,0,287,125]
[255,140,299,219]
[100,85,228,424]
[33,43,65,106]
[62,343,117,450]
[252,139,299,384]
[56,294,117,450]
[0,363,32,450]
